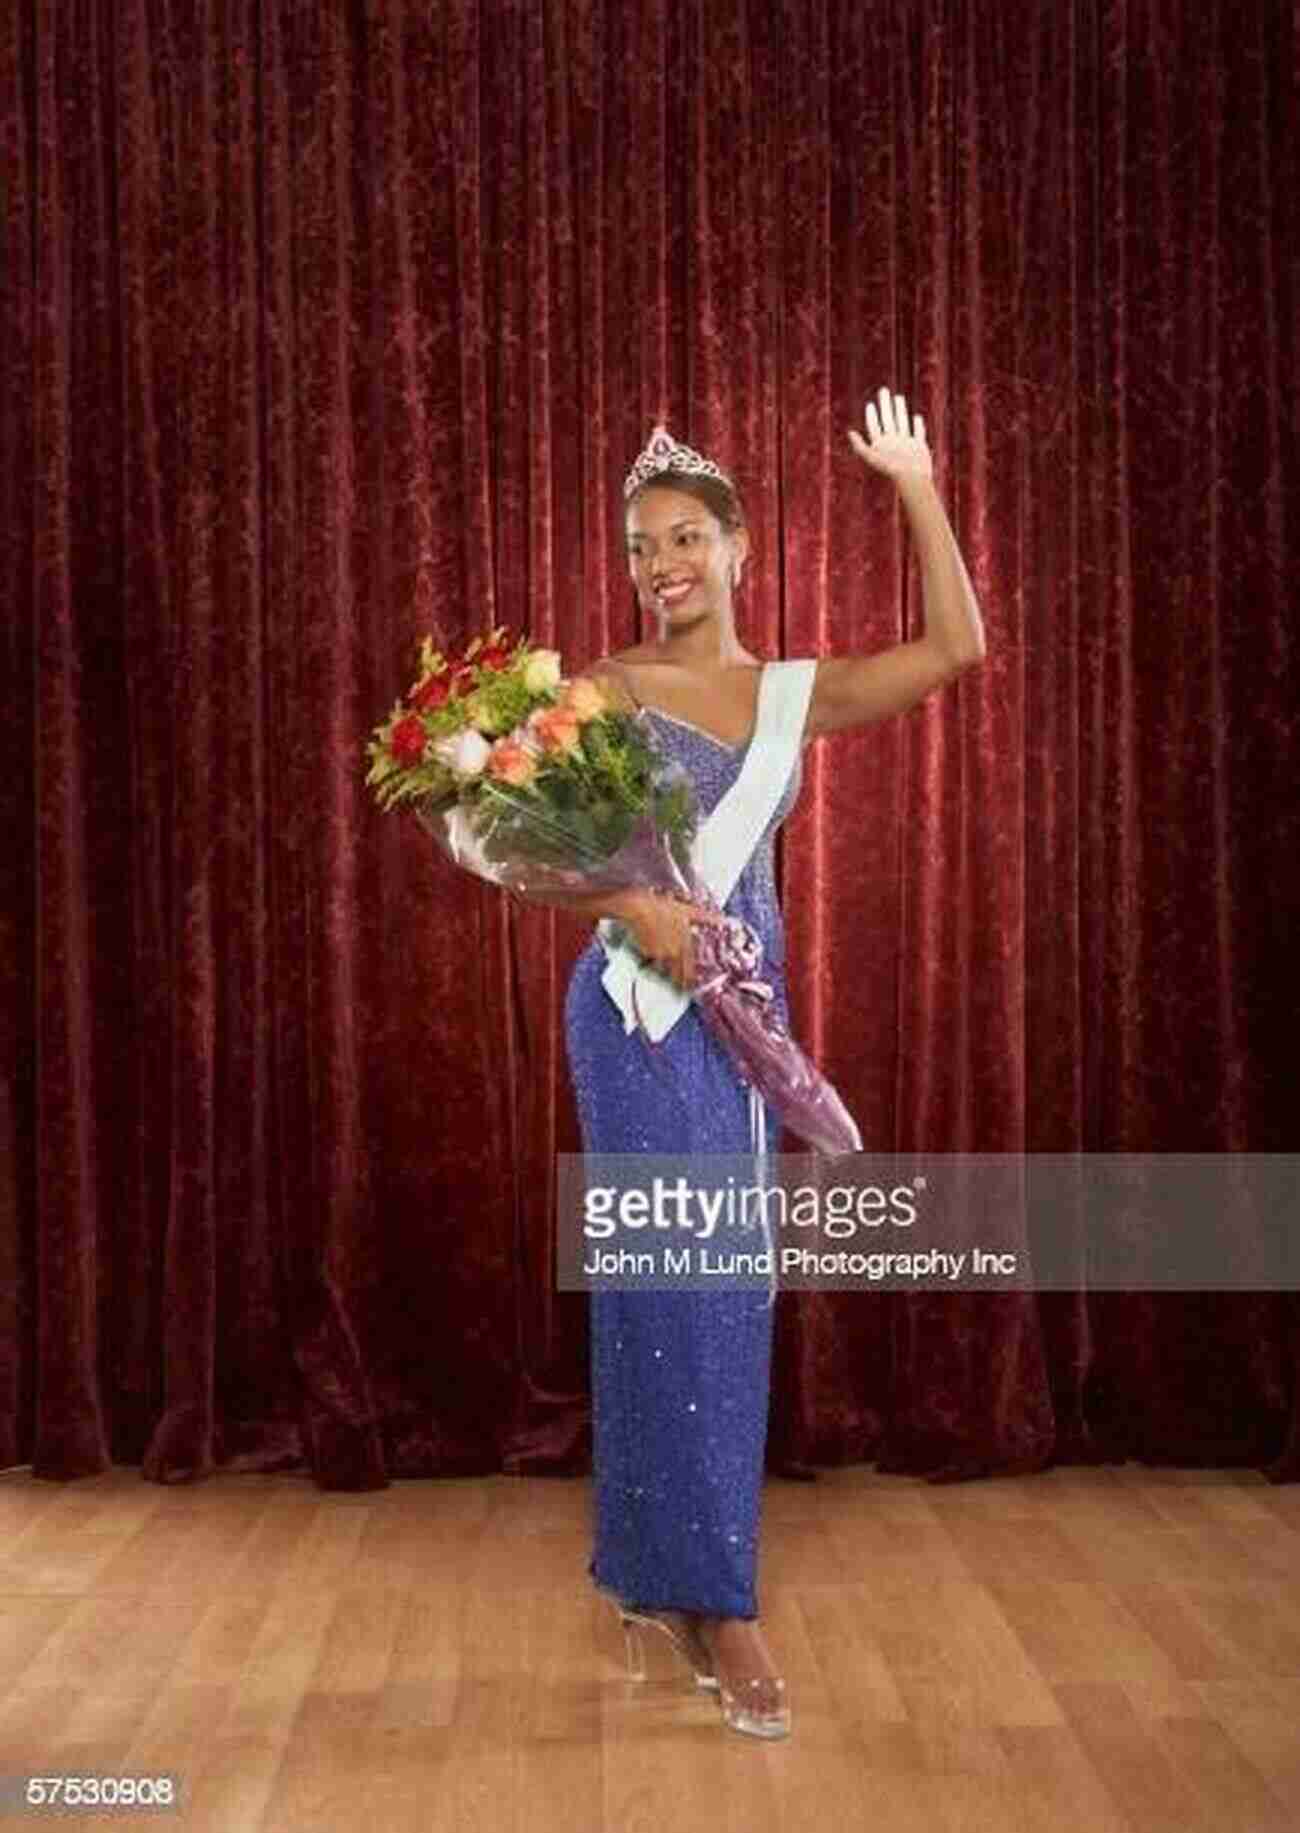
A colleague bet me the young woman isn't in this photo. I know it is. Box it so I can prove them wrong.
[560,389,985,1738]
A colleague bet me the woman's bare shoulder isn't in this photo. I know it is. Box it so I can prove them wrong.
[606,644,668,670]
[581,647,670,693]
[573,653,641,709]
[577,651,643,684]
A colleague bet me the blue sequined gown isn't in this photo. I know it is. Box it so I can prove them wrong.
[564,697,802,1620]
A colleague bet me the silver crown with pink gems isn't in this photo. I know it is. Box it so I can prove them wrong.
[623,424,733,499]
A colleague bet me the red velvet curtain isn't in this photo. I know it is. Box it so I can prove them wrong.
[3,1,1295,1489]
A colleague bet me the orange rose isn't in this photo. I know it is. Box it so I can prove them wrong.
[561,677,608,722]
[532,708,582,754]
[486,741,538,786]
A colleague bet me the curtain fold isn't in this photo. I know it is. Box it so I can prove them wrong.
[2,0,1294,1488]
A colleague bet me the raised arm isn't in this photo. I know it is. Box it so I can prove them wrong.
[806,387,987,739]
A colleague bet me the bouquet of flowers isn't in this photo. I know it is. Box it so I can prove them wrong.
[365,628,861,1156]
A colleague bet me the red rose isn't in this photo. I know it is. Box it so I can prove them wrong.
[410,672,451,710]
[390,714,428,764]
[477,643,510,671]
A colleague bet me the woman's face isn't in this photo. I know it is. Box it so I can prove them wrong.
[625,485,747,624]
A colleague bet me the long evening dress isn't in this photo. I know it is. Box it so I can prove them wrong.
[563,665,804,1620]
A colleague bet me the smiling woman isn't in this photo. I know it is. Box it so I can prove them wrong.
[543,399,985,1742]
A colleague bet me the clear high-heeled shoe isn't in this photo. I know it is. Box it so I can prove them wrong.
[605,1594,719,1691]
[694,1618,792,1741]
[602,1591,792,1739]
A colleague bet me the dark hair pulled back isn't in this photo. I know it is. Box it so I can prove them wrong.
[625,468,748,536]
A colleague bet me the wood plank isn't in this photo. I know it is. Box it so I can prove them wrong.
[0,1465,1294,1830]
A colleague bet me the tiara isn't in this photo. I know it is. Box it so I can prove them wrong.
[623,424,733,499]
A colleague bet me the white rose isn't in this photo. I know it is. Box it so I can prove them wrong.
[433,728,492,778]
[522,648,562,693]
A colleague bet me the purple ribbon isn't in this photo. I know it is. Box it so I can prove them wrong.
[630,892,862,1159]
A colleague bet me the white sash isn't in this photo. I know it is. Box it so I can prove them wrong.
[597,658,817,1041]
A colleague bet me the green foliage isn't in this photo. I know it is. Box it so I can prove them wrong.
[462,670,541,739]
[453,708,697,873]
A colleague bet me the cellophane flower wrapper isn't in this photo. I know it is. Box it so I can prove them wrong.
[366,637,860,1157]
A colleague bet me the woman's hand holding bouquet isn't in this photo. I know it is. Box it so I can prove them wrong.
[614,886,729,992]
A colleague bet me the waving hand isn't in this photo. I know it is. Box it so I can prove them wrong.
[847,386,933,484]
